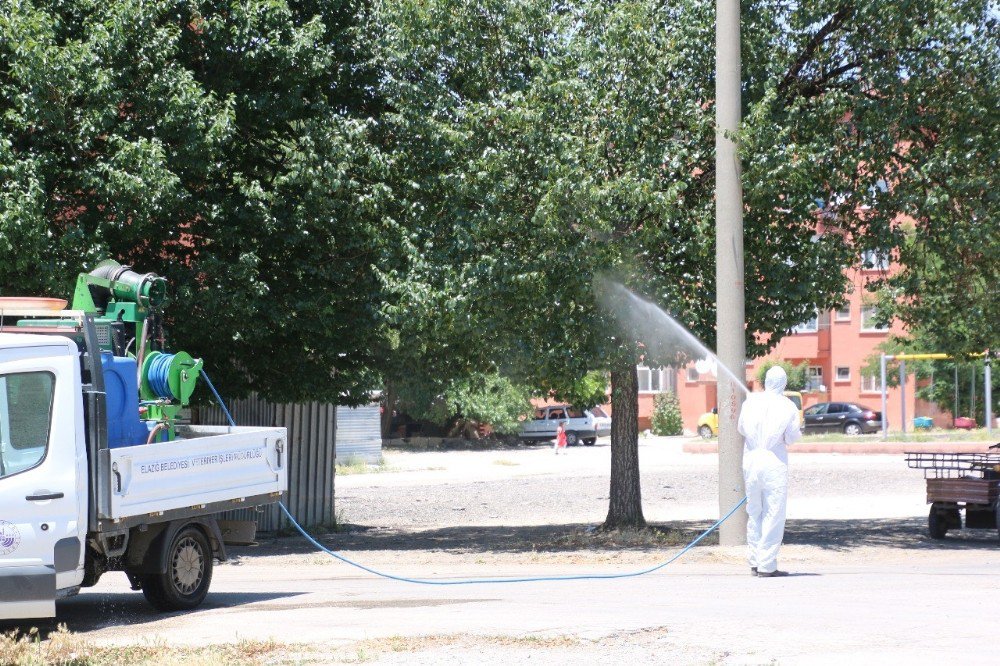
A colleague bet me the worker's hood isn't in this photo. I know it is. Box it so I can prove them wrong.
[764,366,788,395]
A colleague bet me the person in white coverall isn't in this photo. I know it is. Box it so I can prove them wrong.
[738,365,801,577]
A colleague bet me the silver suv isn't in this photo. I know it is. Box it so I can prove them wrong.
[518,405,611,446]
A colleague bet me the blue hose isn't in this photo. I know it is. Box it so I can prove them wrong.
[200,369,748,585]
[277,498,747,585]
[200,369,236,427]
[146,353,175,398]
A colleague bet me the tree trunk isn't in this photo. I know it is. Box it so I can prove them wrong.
[380,382,397,438]
[603,362,645,529]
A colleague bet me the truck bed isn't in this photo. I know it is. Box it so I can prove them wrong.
[100,425,287,522]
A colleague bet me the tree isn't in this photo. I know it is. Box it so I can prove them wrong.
[395,371,532,436]
[756,360,808,393]
[867,5,999,357]
[0,0,388,404]
[373,0,993,529]
[650,392,683,436]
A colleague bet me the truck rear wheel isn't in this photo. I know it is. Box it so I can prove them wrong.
[141,526,213,611]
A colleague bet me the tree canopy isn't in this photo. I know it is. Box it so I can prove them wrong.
[0,0,388,403]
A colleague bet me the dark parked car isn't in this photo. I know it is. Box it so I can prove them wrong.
[803,402,883,435]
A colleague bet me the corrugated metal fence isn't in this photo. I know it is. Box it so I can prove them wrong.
[335,404,382,464]
[195,397,337,532]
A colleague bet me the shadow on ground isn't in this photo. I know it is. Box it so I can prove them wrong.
[240,516,998,559]
[0,592,304,637]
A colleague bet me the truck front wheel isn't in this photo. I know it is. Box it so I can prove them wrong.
[141,526,213,611]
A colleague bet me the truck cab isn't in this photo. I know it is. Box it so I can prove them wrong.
[0,334,87,619]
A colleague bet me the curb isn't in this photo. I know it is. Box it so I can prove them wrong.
[682,441,996,455]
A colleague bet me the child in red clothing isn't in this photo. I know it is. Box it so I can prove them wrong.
[554,421,568,454]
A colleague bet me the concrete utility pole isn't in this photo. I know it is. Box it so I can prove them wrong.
[715,0,747,545]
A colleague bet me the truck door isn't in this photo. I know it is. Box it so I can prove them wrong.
[0,350,87,620]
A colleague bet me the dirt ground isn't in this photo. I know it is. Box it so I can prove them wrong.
[6,437,999,665]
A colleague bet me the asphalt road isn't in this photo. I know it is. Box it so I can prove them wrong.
[10,438,1000,664]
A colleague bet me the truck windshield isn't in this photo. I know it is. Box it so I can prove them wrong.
[0,372,55,479]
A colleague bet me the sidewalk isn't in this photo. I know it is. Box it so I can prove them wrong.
[683,439,996,454]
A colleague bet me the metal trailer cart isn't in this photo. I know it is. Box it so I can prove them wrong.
[905,449,1000,541]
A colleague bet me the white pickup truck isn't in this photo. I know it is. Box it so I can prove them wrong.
[0,317,287,620]
[519,404,612,446]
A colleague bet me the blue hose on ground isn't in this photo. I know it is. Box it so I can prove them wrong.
[277,498,747,585]
[200,369,749,585]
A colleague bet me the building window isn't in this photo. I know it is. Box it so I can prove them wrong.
[835,304,851,321]
[861,372,883,393]
[638,365,675,393]
[860,305,890,332]
[806,366,824,391]
[638,366,651,391]
[861,249,890,271]
[791,312,819,334]
[686,366,699,382]
[835,366,851,382]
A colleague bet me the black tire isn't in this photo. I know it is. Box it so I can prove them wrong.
[565,431,579,446]
[583,438,597,446]
[928,505,948,540]
[844,422,863,436]
[698,425,714,440]
[995,501,1000,543]
[141,526,213,611]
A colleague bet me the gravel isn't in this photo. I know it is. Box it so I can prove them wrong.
[335,439,928,528]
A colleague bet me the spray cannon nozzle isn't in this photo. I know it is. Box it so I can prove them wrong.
[87,260,167,309]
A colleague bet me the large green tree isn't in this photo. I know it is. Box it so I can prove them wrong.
[0,0,388,403]
[375,0,995,528]
[869,4,999,356]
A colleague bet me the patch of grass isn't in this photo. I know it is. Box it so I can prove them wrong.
[0,626,299,666]
[328,634,580,662]
[335,454,393,475]
[551,524,715,550]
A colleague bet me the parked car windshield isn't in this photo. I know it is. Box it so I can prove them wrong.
[591,406,609,418]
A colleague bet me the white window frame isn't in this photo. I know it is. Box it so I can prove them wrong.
[861,372,883,393]
[791,313,819,334]
[861,249,890,272]
[686,366,699,383]
[637,366,651,392]
[835,366,851,382]
[835,304,851,321]
[860,305,890,332]
[638,365,673,393]
[806,366,824,391]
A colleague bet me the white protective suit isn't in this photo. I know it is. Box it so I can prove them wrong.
[738,366,801,574]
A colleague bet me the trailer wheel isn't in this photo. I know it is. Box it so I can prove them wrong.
[141,526,213,611]
[995,502,1000,543]
[928,504,955,540]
